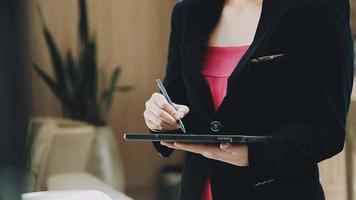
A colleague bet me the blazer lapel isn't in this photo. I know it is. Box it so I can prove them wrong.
[184,0,224,117]
[226,0,283,95]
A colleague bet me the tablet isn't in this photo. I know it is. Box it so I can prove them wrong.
[124,133,272,143]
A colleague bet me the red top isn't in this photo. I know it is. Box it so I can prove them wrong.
[200,45,249,200]
[202,46,250,110]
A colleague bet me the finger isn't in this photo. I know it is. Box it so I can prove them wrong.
[173,103,190,118]
[175,142,244,164]
[173,143,249,166]
[220,143,244,155]
[174,142,227,158]
[144,111,161,131]
[148,100,180,126]
[146,111,178,131]
[153,95,181,120]
[220,144,249,166]
[160,141,175,148]
[144,111,158,131]
[173,142,209,154]
[174,143,248,166]
[220,143,233,153]
[146,119,161,132]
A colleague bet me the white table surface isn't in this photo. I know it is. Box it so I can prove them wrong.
[22,190,112,200]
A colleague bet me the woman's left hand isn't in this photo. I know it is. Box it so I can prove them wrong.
[161,141,249,167]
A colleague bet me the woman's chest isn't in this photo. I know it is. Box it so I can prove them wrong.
[208,4,263,47]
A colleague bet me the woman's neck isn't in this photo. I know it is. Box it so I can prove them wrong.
[225,0,262,7]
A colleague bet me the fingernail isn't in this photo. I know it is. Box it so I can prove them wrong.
[175,114,181,121]
[221,143,230,149]
[179,112,184,119]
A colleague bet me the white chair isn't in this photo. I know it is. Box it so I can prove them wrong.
[27,117,95,191]
[26,117,133,200]
[21,190,112,200]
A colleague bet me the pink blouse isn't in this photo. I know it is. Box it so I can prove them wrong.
[201,45,250,200]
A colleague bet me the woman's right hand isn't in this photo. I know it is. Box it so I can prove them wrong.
[144,93,190,132]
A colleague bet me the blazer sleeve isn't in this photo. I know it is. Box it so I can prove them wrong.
[151,2,188,158]
[247,0,354,187]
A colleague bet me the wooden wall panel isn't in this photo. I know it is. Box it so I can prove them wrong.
[319,151,347,200]
[27,0,184,198]
[351,0,356,37]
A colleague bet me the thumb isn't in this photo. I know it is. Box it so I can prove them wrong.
[173,103,190,119]
[220,143,233,152]
[220,143,244,155]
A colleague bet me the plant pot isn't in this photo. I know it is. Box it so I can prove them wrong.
[87,126,126,191]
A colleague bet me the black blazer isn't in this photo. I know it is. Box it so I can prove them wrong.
[152,0,354,199]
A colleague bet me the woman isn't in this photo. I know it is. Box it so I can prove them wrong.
[143,0,354,199]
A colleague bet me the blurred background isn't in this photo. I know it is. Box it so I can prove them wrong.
[1,0,356,200]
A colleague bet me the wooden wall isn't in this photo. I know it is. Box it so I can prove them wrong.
[351,0,356,37]
[27,0,184,199]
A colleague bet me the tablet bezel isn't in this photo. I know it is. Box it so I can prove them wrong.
[124,133,272,143]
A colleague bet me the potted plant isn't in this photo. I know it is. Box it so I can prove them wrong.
[33,0,130,191]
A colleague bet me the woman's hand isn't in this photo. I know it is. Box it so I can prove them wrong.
[144,93,190,132]
[161,142,249,167]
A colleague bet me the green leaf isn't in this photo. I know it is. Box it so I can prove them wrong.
[115,85,133,92]
[33,63,58,93]
[79,0,89,45]
[104,67,121,108]
[33,63,73,110]
[65,51,78,94]
[34,0,130,127]
[43,28,67,91]
[36,4,45,27]
[78,38,98,107]
[37,5,69,97]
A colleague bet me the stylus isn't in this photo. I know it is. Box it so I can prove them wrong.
[156,79,187,133]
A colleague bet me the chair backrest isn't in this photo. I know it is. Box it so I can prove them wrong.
[27,117,95,191]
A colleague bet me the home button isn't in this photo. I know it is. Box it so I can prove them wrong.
[210,121,222,132]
